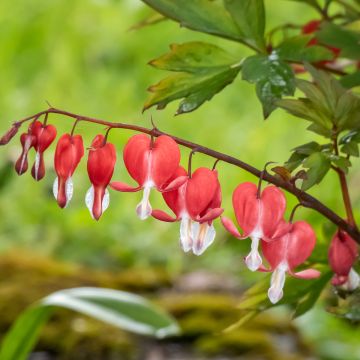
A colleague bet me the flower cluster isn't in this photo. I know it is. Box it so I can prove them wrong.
[3,118,359,304]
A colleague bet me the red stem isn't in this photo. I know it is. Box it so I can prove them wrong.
[12,107,360,243]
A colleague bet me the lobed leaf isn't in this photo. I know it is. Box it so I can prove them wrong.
[144,42,241,114]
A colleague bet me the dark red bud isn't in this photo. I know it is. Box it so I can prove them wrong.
[0,123,20,145]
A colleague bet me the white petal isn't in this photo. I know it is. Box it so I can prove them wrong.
[179,217,192,252]
[34,151,41,180]
[136,186,152,220]
[245,237,262,272]
[342,268,360,291]
[191,222,216,256]
[85,186,95,219]
[53,177,59,200]
[102,188,110,213]
[268,263,288,304]
[65,177,74,207]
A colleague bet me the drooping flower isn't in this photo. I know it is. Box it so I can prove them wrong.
[53,133,84,208]
[15,129,37,175]
[31,121,57,181]
[221,182,289,271]
[152,166,223,255]
[260,221,320,304]
[111,134,185,220]
[86,134,116,220]
[329,230,359,291]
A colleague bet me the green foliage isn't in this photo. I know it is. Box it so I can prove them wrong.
[242,54,296,118]
[144,42,241,114]
[317,22,360,60]
[224,0,266,52]
[0,287,179,360]
[141,0,243,42]
[340,130,360,157]
[278,65,360,137]
[232,268,332,329]
[276,35,334,62]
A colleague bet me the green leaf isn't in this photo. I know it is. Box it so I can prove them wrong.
[141,0,242,42]
[242,54,296,118]
[224,0,266,52]
[276,98,332,136]
[332,156,352,173]
[317,22,360,60]
[232,266,331,329]
[277,35,333,63]
[144,42,241,114]
[293,271,332,318]
[341,141,359,157]
[301,152,331,190]
[340,71,360,89]
[0,287,180,360]
[149,42,238,72]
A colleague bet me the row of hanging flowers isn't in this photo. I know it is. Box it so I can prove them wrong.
[1,116,359,304]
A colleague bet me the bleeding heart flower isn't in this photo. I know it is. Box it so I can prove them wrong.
[14,123,38,175]
[31,122,57,181]
[260,221,320,304]
[152,167,223,255]
[53,134,84,208]
[329,230,359,291]
[111,134,185,220]
[86,134,116,220]
[221,182,289,271]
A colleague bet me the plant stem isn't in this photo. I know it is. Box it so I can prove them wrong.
[11,107,360,243]
[333,136,357,228]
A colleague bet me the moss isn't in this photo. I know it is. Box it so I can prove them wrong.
[0,251,312,359]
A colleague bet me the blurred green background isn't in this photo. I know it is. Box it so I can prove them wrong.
[0,0,359,359]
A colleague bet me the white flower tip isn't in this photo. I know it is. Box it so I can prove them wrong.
[136,186,152,220]
[180,218,192,253]
[191,223,216,256]
[268,287,283,304]
[136,201,152,220]
[342,268,360,291]
[245,251,262,272]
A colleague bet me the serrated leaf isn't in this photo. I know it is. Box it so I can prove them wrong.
[149,42,238,72]
[317,22,360,60]
[141,0,243,42]
[0,287,180,360]
[224,0,266,52]
[276,98,332,135]
[277,35,333,63]
[301,152,331,190]
[242,54,295,118]
[144,42,241,114]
